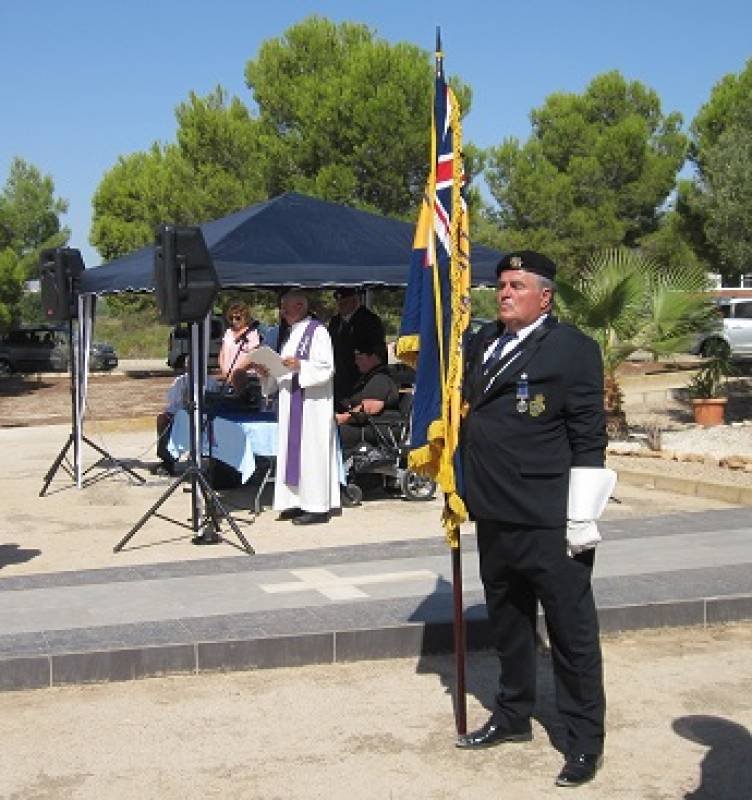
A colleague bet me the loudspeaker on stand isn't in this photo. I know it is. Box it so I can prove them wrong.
[39,247,84,322]
[153,225,219,325]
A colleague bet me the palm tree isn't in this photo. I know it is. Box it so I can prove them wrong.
[556,248,713,436]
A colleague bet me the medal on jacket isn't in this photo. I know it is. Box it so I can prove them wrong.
[529,394,546,416]
[516,372,529,413]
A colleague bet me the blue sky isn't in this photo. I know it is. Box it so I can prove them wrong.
[1,0,750,267]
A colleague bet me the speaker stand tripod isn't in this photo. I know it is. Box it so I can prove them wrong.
[113,320,253,555]
[40,431,145,496]
[40,317,145,496]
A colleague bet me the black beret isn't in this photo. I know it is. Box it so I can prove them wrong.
[352,331,387,361]
[495,250,556,281]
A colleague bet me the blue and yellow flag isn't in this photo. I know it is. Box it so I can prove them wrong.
[397,33,471,547]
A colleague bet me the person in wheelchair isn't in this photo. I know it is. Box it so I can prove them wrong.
[336,340,437,504]
[335,337,399,453]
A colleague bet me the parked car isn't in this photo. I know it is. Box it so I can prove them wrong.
[0,324,118,375]
[167,317,224,370]
[0,325,68,375]
[691,298,752,359]
[89,341,119,371]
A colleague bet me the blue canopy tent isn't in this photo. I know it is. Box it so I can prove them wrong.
[79,192,502,294]
[64,193,502,486]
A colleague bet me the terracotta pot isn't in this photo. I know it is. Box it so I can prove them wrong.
[691,398,727,427]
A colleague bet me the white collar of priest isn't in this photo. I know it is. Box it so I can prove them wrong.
[291,316,313,330]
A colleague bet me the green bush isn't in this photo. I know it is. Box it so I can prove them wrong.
[94,308,171,359]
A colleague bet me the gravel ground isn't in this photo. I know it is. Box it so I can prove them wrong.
[608,453,752,488]
[661,422,752,459]
[608,388,752,488]
[608,419,752,489]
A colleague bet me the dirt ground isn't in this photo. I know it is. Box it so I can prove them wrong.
[0,372,171,428]
[3,363,751,429]
[1,623,750,800]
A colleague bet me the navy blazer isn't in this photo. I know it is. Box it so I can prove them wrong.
[460,316,607,527]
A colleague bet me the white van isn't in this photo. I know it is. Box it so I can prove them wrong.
[692,298,752,358]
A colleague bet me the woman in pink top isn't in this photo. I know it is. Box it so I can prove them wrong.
[219,301,261,390]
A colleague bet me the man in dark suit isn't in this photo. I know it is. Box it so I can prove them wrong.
[327,288,386,405]
[456,250,608,789]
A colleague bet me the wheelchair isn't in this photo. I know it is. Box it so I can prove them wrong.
[340,391,437,506]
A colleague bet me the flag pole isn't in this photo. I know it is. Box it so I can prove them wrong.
[451,532,467,734]
[436,25,467,736]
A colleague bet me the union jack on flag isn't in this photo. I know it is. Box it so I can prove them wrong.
[397,33,471,547]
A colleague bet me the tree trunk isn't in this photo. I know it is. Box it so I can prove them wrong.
[604,372,628,439]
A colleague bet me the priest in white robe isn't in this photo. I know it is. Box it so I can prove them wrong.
[253,290,340,525]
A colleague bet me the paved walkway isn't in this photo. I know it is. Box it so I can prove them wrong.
[2,503,751,691]
[1,413,751,692]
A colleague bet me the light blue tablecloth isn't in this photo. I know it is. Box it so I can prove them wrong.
[168,410,277,483]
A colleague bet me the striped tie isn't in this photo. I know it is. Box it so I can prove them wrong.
[482,331,517,376]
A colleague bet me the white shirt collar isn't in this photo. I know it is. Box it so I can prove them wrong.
[483,313,549,363]
[513,312,549,343]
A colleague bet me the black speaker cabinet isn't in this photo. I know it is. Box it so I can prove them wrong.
[153,225,219,325]
[39,247,85,321]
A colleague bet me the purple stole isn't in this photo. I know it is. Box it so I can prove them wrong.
[285,318,322,486]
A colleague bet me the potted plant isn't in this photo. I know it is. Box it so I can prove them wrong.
[686,339,733,426]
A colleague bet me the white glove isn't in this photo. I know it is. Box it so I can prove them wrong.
[566,519,602,555]
[566,468,617,556]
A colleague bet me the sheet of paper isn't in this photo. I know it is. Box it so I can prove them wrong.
[249,345,290,379]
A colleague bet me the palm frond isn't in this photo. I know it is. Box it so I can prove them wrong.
[557,247,717,427]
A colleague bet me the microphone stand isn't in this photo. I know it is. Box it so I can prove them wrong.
[216,323,258,399]
[200,321,255,485]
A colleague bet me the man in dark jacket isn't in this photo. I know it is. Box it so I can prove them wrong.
[456,250,608,789]
[327,288,386,405]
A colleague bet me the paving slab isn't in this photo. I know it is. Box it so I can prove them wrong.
[0,507,751,690]
[1,423,751,690]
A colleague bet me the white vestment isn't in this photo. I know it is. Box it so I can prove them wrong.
[264,318,340,513]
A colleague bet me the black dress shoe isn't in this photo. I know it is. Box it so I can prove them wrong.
[277,508,303,521]
[455,718,532,749]
[555,753,603,787]
[291,512,330,526]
